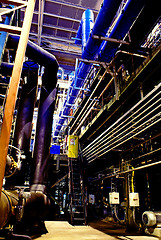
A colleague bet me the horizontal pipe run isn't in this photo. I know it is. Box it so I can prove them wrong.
[84,93,161,158]
[88,112,161,163]
[84,90,161,157]
[74,97,97,127]
[85,98,161,158]
[98,0,146,62]
[73,74,114,134]
[92,159,161,182]
[86,103,161,160]
[82,82,161,153]
[130,147,161,163]
[82,0,123,60]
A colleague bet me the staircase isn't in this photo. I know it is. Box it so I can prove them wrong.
[68,157,87,225]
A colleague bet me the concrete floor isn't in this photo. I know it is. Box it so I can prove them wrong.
[37,221,158,240]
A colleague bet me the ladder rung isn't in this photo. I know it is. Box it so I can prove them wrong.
[0,24,21,34]
[0,0,27,6]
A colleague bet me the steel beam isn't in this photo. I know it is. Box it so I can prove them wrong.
[46,0,98,13]
[92,35,130,45]
[31,22,78,33]
[0,0,27,6]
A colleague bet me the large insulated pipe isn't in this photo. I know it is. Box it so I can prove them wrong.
[7,35,58,70]
[6,35,58,191]
[98,0,146,62]
[7,61,38,186]
[12,61,38,154]
[53,0,122,141]
[75,9,94,50]
[11,61,38,157]
[82,0,122,60]
[30,73,57,193]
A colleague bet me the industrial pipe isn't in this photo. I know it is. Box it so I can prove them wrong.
[7,35,58,70]
[53,0,123,140]
[82,0,123,60]
[5,35,58,191]
[85,95,161,159]
[76,9,94,50]
[83,87,161,162]
[82,83,161,155]
[88,109,161,163]
[7,61,38,186]
[98,0,146,62]
[70,68,108,132]
[30,79,57,193]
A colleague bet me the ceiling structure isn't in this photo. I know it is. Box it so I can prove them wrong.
[23,0,103,74]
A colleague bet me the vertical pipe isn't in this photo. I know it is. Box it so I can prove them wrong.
[6,61,38,186]
[81,9,94,50]
[0,0,36,195]
[30,68,57,193]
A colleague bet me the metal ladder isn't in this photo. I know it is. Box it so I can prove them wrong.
[68,156,87,225]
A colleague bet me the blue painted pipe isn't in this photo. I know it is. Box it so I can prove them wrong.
[82,0,122,60]
[0,7,14,61]
[53,0,122,141]
[75,22,82,45]
[98,0,146,62]
[81,9,94,50]
[75,8,94,47]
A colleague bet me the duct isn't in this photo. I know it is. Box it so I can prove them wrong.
[98,0,146,62]
[53,0,122,141]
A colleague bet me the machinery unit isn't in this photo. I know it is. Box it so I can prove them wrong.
[142,211,161,238]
